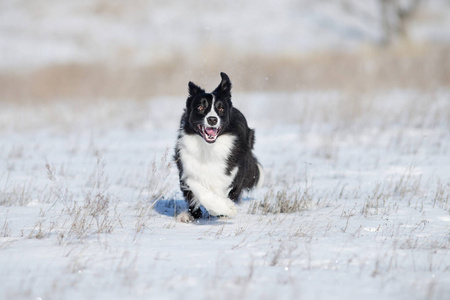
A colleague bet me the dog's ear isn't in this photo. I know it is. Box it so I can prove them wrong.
[214,72,232,96]
[188,81,205,97]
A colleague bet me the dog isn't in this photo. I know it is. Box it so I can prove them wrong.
[174,72,263,222]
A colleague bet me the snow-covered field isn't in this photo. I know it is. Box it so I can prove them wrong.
[1,90,449,300]
[1,0,449,299]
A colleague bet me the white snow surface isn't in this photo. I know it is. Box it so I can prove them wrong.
[1,90,449,300]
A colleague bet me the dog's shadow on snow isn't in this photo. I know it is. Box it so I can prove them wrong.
[153,198,233,225]
[153,198,187,217]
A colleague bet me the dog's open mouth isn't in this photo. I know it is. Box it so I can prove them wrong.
[198,125,221,143]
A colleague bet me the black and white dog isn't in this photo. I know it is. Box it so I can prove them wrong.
[174,72,263,221]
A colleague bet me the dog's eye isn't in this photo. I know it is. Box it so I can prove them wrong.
[197,105,204,112]
[218,107,224,113]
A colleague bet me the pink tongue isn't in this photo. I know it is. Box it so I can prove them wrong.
[205,127,218,136]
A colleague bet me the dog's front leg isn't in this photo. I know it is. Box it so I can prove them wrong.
[186,179,237,217]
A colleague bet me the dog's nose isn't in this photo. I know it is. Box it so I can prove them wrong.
[207,117,218,126]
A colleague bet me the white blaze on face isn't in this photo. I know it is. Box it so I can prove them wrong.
[204,95,221,129]
[199,95,221,143]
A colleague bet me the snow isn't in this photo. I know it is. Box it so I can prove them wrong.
[1,91,449,300]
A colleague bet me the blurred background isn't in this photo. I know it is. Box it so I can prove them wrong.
[0,0,449,102]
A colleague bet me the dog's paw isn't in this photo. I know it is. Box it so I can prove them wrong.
[208,201,237,218]
[176,211,194,223]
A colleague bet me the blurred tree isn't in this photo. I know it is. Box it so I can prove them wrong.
[379,0,422,45]
[341,0,423,45]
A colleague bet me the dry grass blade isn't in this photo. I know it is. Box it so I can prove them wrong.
[248,188,313,215]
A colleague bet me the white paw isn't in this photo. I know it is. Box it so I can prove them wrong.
[205,199,237,217]
[176,211,194,223]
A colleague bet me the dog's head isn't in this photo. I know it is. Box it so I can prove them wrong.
[185,72,232,143]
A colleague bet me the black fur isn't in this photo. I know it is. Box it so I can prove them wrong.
[174,72,261,219]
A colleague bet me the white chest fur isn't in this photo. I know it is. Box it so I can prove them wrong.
[177,133,238,216]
